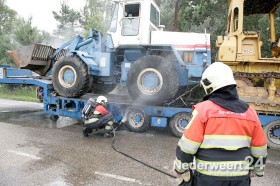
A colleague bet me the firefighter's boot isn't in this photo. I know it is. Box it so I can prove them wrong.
[104,124,114,138]
[83,127,92,137]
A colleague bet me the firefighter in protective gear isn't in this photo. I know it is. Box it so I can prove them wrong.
[82,96,114,138]
[174,62,267,186]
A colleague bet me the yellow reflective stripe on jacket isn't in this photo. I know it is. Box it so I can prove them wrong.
[195,158,250,176]
[185,109,198,130]
[94,111,101,115]
[84,118,99,124]
[178,136,201,155]
[174,158,192,173]
[250,145,267,158]
[200,135,251,150]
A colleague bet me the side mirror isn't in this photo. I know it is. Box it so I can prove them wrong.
[158,25,165,31]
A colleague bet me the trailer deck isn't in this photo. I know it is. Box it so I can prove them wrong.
[1,66,280,148]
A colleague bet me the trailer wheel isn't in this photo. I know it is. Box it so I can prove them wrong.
[127,55,179,105]
[169,112,191,137]
[124,108,149,133]
[263,120,280,149]
[50,115,59,121]
[52,55,90,97]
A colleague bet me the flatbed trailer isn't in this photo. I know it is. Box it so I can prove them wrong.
[0,66,280,149]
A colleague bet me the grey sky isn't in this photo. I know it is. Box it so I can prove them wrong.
[6,0,85,33]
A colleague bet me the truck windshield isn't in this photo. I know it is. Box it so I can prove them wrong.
[108,2,119,32]
[122,3,140,36]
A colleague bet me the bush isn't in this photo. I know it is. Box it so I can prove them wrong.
[0,84,39,102]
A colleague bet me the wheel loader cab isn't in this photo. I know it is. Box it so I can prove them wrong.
[107,0,161,48]
[217,0,280,62]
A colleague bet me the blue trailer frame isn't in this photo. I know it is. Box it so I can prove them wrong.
[0,66,279,127]
[0,66,280,147]
[0,67,193,127]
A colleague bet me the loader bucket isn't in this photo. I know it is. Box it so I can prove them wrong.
[7,43,66,76]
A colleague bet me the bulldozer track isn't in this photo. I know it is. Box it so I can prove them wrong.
[234,72,280,79]
[228,73,280,116]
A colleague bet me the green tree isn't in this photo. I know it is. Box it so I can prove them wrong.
[176,0,280,60]
[14,17,50,46]
[81,0,112,35]
[52,1,82,40]
[0,0,16,65]
[178,0,228,61]
[157,0,175,31]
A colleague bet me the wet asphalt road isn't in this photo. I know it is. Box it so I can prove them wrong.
[0,99,279,186]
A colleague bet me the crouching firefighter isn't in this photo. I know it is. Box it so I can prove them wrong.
[82,96,115,138]
[173,62,267,186]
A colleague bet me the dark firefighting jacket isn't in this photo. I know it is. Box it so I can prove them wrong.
[83,104,113,129]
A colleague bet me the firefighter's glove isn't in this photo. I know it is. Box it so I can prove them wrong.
[176,170,191,186]
[105,125,113,131]
[107,121,114,126]
[84,118,99,125]
[251,166,265,177]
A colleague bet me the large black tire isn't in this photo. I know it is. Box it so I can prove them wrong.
[169,112,192,137]
[52,55,90,97]
[127,55,179,105]
[88,81,117,94]
[124,107,149,133]
[263,120,280,149]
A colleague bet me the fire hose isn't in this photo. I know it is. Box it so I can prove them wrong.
[110,127,176,178]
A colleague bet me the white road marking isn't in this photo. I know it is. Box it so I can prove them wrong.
[7,150,41,160]
[94,171,142,184]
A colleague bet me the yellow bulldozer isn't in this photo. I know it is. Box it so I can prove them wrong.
[216,0,280,115]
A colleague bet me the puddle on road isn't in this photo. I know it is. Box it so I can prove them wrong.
[0,110,82,129]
